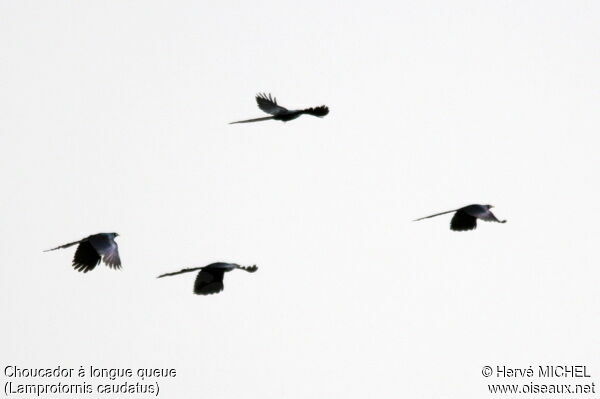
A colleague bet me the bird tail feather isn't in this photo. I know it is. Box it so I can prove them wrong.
[157,267,204,278]
[229,116,275,124]
[413,209,458,222]
[43,240,81,252]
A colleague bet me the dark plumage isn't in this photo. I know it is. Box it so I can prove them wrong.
[414,204,506,231]
[157,262,258,295]
[230,93,329,124]
[44,233,121,272]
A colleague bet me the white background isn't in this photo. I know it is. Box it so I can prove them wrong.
[1,0,599,397]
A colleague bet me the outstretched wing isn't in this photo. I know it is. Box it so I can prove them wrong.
[478,210,507,224]
[463,206,507,224]
[89,234,121,269]
[256,93,288,115]
[194,269,226,295]
[485,210,506,223]
[72,241,102,272]
[450,210,477,231]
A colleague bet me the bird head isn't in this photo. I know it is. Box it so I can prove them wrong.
[113,233,120,238]
[486,205,494,209]
[244,265,258,273]
[312,105,329,117]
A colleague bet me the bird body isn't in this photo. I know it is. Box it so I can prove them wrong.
[157,262,258,295]
[45,233,121,272]
[414,204,506,231]
[230,93,329,124]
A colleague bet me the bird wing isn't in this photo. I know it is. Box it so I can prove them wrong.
[479,210,506,223]
[450,210,477,231]
[463,206,506,224]
[72,241,102,272]
[256,93,288,115]
[194,269,226,295]
[88,234,121,269]
[205,262,236,270]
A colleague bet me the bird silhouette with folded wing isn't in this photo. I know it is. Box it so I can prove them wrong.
[414,204,506,231]
[230,93,329,124]
[44,233,121,272]
[157,262,258,295]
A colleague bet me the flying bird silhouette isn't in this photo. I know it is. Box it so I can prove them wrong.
[414,204,506,231]
[157,262,258,295]
[230,93,329,124]
[44,233,121,272]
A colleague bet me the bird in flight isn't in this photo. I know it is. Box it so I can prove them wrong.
[157,262,258,295]
[44,233,121,272]
[414,204,506,231]
[230,93,329,124]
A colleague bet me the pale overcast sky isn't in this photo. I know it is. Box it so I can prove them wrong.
[1,1,599,398]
